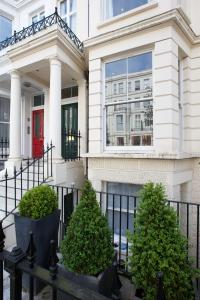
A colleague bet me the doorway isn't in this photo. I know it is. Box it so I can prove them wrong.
[32,109,44,158]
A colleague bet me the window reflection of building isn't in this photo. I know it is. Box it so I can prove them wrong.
[105,52,153,147]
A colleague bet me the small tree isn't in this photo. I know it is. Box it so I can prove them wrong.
[61,180,114,275]
[128,182,195,300]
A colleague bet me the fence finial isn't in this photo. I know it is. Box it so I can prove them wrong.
[26,231,36,269]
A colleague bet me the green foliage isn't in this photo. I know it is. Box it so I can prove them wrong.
[61,180,114,275]
[128,182,195,300]
[19,185,58,220]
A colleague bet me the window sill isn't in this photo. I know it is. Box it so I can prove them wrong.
[97,0,158,30]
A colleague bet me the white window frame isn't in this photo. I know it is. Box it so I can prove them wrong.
[103,48,155,153]
[102,0,154,21]
[31,10,45,24]
[59,0,77,32]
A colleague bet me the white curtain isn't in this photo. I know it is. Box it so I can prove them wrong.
[104,0,113,19]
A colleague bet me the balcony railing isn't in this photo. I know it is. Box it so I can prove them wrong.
[0,7,84,53]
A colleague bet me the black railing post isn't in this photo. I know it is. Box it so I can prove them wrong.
[156,272,165,300]
[43,145,45,182]
[27,157,30,190]
[0,221,5,300]
[78,130,81,160]
[49,240,58,300]
[32,22,35,34]
[20,162,23,199]
[50,140,53,177]
[47,143,49,178]
[14,166,17,208]
[5,169,8,217]
[26,232,36,300]
[55,7,58,23]
[4,247,26,300]
[14,30,17,43]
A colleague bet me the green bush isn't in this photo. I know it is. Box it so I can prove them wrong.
[128,182,195,300]
[61,180,114,275]
[19,185,58,219]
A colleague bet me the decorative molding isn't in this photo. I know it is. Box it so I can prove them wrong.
[84,8,200,49]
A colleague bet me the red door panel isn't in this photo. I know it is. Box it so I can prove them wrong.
[32,109,44,158]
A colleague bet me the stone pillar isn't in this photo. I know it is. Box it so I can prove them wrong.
[77,78,88,155]
[49,58,62,161]
[9,70,22,161]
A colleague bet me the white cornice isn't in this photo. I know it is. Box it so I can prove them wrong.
[84,8,200,49]
[1,0,38,9]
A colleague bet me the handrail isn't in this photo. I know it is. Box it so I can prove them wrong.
[0,142,54,183]
[0,7,84,53]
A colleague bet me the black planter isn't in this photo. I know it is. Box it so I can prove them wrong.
[135,288,145,299]
[57,262,122,300]
[14,209,60,293]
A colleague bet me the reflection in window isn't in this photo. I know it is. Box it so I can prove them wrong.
[107,182,142,245]
[116,115,124,131]
[104,0,150,19]
[0,16,12,42]
[105,52,153,147]
[0,97,10,139]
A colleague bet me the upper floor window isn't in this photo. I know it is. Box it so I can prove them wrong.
[60,0,77,33]
[105,52,153,147]
[32,11,45,23]
[0,16,12,42]
[104,0,150,19]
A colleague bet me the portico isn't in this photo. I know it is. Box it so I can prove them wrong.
[0,20,87,185]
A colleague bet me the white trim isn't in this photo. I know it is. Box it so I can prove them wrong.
[100,0,158,25]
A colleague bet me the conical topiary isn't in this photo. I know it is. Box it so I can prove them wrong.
[128,182,195,300]
[61,180,114,275]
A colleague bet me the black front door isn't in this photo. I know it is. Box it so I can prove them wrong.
[62,103,78,160]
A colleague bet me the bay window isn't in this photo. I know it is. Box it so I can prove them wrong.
[103,0,152,19]
[60,0,77,33]
[105,51,153,147]
[0,16,12,42]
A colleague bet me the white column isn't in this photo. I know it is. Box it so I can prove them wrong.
[77,79,88,155]
[49,58,62,161]
[9,70,22,160]
[43,88,50,147]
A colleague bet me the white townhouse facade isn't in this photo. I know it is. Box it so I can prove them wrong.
[1,0,200,224]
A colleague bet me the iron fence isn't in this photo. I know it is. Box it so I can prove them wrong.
[62,130,81,161]
[0,7,84,52]
[48,185,200,278]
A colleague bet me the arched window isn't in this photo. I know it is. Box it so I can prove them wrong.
[0,15,12,42]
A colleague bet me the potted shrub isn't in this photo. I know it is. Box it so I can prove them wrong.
[15,185,60,292]
[128,182,196,300]
[59,180,121,299]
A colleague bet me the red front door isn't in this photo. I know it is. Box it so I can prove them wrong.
[32,109,44,158]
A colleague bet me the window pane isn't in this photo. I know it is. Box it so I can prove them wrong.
[0,98,10,122]
[34,95,44,107]
[70,14,76,32]
[0,123,9,139]
[60,0,67,15]
[70,0,77,12]
[105,58,127,105]
[104,0,148,19]
[32,15,38,23]
[0,16,12,42]
[105,52,153,147]
[39,12,45,20]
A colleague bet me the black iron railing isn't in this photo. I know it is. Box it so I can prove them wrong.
[0,231,111,300]
[62,130,81,161]
[48,184,200,284]
[0,7,84,52]
[0,138,9,160]
[0,142,54,223]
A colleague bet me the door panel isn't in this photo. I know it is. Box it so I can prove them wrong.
[32,109,44,158]
[62,103,78,160]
